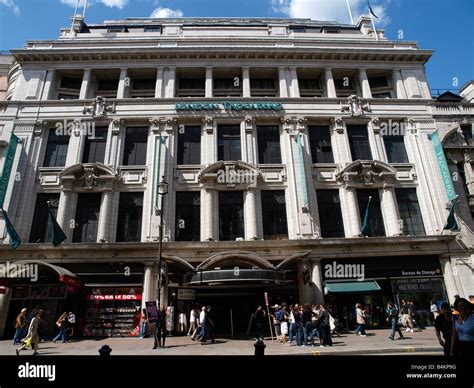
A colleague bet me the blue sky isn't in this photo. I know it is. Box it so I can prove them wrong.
[0,0,472,92]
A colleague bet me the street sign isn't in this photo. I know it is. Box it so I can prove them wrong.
[145,301,159,324]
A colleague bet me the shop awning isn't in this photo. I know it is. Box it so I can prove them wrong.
[325,281,381,293]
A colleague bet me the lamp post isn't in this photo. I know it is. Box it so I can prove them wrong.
[157,176,168,310]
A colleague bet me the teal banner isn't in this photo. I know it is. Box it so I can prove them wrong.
[0,134,20,208]
[432,130,457,201]
[176,101,283,111]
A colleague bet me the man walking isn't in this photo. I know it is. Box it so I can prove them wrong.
[386,302,404,340]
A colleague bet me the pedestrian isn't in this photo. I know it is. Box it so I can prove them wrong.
[53,312,69,343]
[354,303,367,337]
[287,304,296,344]
[293,305,303,346]
[254,305,266,341]
[434,302,453,356]
[67,311,76,338]
[401,300,414,333]
[204,306,215,344]
[188,307,198,336]
[193,306,206,341]
[315,304,332,347]
[271,304,281,342]
[279,306,288,344]
[16,309,40,356]
[451,298,474,359]
[153,306,167,349]
[386,302,404,340]
[13,308,28,345]
[430,300,440,322]
[139,308,148,339]
[179,311,187,334]
[36,310,46,343]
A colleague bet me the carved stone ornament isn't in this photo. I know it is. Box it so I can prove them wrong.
[331,117,344,133]
[198,160,261,189]
[244,115,255,133]
[202,116,214,134]
[340,95,372,117]
[83,96,116,118]
[282,116,306,135]
[59,163,119,192]
[336,160,396,188]
[75,166,101,190]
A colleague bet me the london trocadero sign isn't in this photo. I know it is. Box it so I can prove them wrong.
[175,101,284,112]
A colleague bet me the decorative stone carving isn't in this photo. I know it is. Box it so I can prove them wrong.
[282,116,306,136]
[340,95,371,117]
[371,117,380,134]
[336,160,397,188]
[198,160,261,189]
[59,163,119,192]
[111,119,123,134]
[331,117,344,133]
[244,115,255,133]
[34,120,47,137]
[202,116,214,134]
[77,166,100,190]
[82,96,116,118]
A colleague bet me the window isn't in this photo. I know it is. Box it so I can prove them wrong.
[290,26,306,33]
[261,191,288,240]
[116,192,143,242]
[176,76,205,97]
[97,79,119,92]
[347,125,373,161]
[298,78,323,97]
[175,192,200,241]
[177,125,201,165]
[257,125,281,164]
[461,124,473,145]
[213,77,242,97]
[73,193,101,243]
[369,75,393,99]
[219,191,244,241]
[395,188,425,236]
[123,127,148,166]
[308,125,334,163]
[384,135,409,163]
[321,27,340,33]
[43,129,69,167]
[218,125,241,161]
[57,94,79,100]
[60,76,82,90]
[317,190,344,238]
[250,78,277,97]
[334,77,356,97]
[82,127,108,164]
[56,75,81,100]
[144,26,161,33]
[357,189,385,237]
[130,78,156,98]
[107,26,127,33]
[29,194,60,243]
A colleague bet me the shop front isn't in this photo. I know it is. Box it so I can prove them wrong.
[322,255,447,330]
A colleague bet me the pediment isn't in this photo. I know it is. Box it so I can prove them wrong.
[198,161,262,188]
[336,160,397,188]
[59,163,119,190]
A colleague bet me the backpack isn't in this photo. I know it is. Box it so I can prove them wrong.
[276,310,285,322]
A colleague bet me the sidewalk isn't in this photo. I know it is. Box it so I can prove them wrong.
[1,328,444,356]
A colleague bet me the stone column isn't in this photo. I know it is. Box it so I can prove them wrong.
[289,66,300,98]
[392,69,407,99]
[324,68,337,98]
[278,67,289,98]
[79,69,92,99]
[155,67,164,98]
[311,258,325,304]
[142,263,156,308]
[41,69,55,100]
[342,187,361,237]
[97,190,113,242]
[358,68,372,98]
[439,256,460,304]
[245,189,258,240]
[165,67,176,98]
[297,261,311,305]
[201,188,217,241]
[381,186,401,236]
[242,66,251,97]
[117,68,129,99]
[0,288,12,339]
[205,66,213,98]
[105,119,123,168]
[57,190,73,235]
[65,122,86,167]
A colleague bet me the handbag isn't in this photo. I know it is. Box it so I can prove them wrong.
[25,337,31,348]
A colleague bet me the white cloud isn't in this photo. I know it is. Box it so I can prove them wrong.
[60,0,128,9]
[0,0,20,15]
[150,7,183,18]
[272,0,391,26]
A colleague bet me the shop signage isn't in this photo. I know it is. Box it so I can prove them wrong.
[59,274,82,289]
[177,289,196,300]
[87,294,142,301]
[145,301,159,324]
[176,101,283,112]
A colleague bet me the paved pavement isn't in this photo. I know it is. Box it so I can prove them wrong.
[1,327,444,356]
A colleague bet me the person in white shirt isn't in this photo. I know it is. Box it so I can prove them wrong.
[430,300,440,321]
[179,312,187,334]
[187,307,198,336]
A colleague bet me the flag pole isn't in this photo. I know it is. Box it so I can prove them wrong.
[367,3,379,41]
[69,0,80,39]
[346,0,354,25]
[82,0,89,19]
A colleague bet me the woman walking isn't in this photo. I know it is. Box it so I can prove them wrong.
[354,303,367,337]
[451,298,474,359]
[53,312,69,343]
[16,310,40,355]
[139,308,148,339]
[13,308,28,345]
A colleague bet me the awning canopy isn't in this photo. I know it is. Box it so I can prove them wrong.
[325,281,381,293]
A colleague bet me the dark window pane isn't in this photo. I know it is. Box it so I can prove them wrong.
[123,127,148,166]
[357,189,385,237]
[175,192,200,241]
[178,125,201,165]
[97,79,119,91]
[60,76,82,90]
[214,78,238,89]
[132,79,156,90]
[29,194,60,243]
[308,125,334,163]
[257,125,281,164]
[261,190,288,240]
[82,127,108,164]
[43,129,69,167]
[116,192,143,242]
[395,188,425,236]
[218,125,241,161]
[384,135,408,163]
[372,92,392,99]
[144,26,161,33]
[334,78,354,90]
[178,78,205,90]
[461,124,473,146]
[250,78,276,90]
[219,191,244,241]
[368,76,389,89]
[57,93,79,100]
[317,190,344,237]
[73,193,101,243]
[348,125,373,161]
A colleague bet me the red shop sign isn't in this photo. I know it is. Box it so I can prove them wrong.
[87,294,142,301]
[59,275,82,289]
